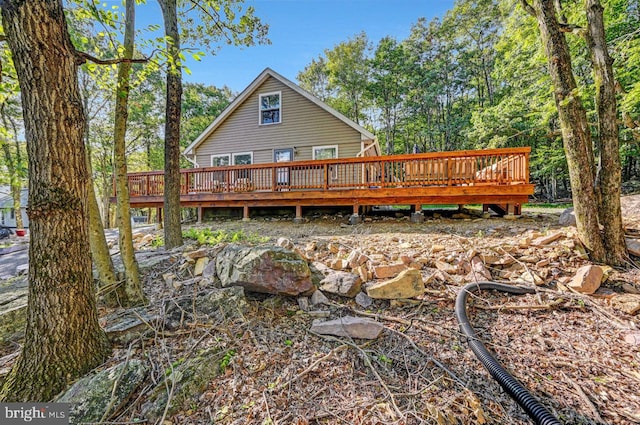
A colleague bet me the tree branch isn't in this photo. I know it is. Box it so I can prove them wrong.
[75,50,149,66]
[519,0,536,17]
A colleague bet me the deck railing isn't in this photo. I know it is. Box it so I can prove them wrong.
[123,147,530,197]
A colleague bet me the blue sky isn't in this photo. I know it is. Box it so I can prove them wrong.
[138,0,455,92]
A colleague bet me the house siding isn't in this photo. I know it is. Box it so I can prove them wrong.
[194,76,363,167]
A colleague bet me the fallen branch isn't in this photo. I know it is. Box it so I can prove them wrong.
[473,297,566,311]
[562,372,604,423]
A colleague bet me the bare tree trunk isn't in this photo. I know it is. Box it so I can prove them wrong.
[84,124,118,303]
[585,0,628,266]
[0,0,110,401]
[113,0,146,306]
[526,0,606,261]
[159,0,184,249]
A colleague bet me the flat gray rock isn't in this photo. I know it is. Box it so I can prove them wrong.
[310,316,383,340]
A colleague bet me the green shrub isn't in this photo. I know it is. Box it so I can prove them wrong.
[182,228,268,246]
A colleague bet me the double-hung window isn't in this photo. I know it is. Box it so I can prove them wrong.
[312,145,338,160]
[232,152,253,179]
[259,92,281,125]
[211,154,230,167]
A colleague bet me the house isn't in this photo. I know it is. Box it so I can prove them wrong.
[0,187,29,228]
[117,69,535,222]
[183,68,381,170]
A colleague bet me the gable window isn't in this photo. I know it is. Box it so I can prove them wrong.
[312,145,338,160]
[259,92,281,125]
[211,154,230,167]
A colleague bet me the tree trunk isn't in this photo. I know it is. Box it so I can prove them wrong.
[0,0,110,401]
[159,0,184,249]
[530,0,606,261]
[113,0,146,306]
[585,0,628,266]
[84,111,118,303]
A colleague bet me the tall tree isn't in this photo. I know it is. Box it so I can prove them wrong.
[368,37,409,154]
[585,0,627,264]
[158,0,268,248]
[113,0,146,304]
[0,0,110,401]
[158,0,183,249]
[520,0,627,265]
[80,77,118,300]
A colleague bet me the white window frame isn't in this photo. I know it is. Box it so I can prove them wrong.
[258,91,282,125]
[312,145,339,160]
[211,154,231,167]
[232,151,254,165]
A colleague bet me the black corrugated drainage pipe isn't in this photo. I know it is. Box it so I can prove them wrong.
[455,281,562,425]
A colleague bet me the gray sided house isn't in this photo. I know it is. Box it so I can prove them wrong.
[183,68,380,168]
[0,187,29,228]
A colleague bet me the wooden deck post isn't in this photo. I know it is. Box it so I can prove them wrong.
[293,205,304,224]
[197,207,203,223]
[242,205,250,222]
[156,208,163,230]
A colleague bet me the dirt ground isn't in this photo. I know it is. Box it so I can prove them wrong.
[103,198,640,425]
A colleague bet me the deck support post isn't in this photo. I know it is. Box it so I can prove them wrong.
[242,205,250,222]
[504,203,518,220]
[197,207,203,223]
[411,204,424,223]
[349,205,362,225]
[293,205,304,224]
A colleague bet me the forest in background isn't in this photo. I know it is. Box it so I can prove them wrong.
[1,0,639,217]
[296,0,640,200]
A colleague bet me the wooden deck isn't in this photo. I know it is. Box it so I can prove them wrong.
[115,147,534,220]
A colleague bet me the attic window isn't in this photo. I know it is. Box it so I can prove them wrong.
[259,92,281,125]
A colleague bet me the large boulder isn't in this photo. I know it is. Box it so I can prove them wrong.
[215,244,313,296]
[57,360,149,424]
[141,347,223,422]
[558,207,576,226]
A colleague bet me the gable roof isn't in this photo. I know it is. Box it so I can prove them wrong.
[183,67,376,156]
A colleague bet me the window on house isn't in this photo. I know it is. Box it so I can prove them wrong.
[211,154,230,167]
[232,152,253,165]
[312,145,338,160]
[259,92,281,125]
[232,152,253,180]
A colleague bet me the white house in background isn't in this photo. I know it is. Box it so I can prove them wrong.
[0,187,29,228]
